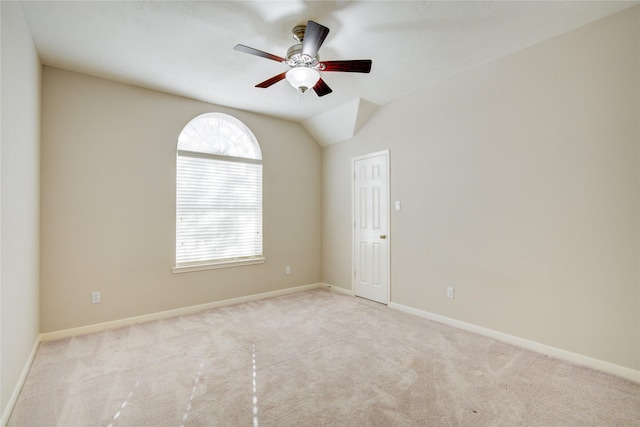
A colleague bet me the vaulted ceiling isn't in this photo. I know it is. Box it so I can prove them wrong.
[20,1,637,145]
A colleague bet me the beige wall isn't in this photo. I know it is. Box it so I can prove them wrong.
[323,7,640,370]
[40,67,322,332]
[5,4,639,406]
[0,1,41,417]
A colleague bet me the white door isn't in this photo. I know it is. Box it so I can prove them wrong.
[353,150,389,304]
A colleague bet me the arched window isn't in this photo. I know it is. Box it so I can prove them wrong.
[174,113,263,272]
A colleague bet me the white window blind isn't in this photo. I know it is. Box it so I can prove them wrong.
[175,113,263,269]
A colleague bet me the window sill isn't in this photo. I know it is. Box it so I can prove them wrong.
[172,257,266,274]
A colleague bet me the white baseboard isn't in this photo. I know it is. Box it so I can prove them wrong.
[40,283,324,342]
[1,338,39,427]
[389,302,639,384]
[12,284,636,427]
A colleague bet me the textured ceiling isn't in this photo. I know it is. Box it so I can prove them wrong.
[20,1,638,123]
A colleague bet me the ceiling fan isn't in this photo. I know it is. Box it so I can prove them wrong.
[233,20,372,97]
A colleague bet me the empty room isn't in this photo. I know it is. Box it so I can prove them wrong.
[2,1,639,425]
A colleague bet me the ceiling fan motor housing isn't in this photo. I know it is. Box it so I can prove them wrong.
[286,44,320,68]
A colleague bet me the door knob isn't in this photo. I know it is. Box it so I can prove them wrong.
[380,235,386,239]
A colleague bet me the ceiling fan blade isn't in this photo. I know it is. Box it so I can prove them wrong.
[255,72,287,88]
[234,44,286,63]
[313,78,333,97]
[301,21,329,58]
[321,60,372,73]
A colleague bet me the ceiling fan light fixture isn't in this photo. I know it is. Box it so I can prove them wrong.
[285,66,319,93]
[234,20,371,97]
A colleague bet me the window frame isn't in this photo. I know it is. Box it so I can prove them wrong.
[172,113,264,274]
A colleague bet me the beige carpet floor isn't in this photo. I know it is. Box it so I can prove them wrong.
[8,288,640,426]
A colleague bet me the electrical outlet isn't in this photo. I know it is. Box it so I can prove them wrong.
[447,287,454,299]
[92,291,101,304]
[285,266,291,275]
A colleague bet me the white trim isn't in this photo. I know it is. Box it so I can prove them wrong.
[389,302,640,384]
[178,149,262,165]
[1,339,39,427]
[40,283,323,342]
[172,257,266,274]
[351,149,391,304]
[6,287,637,426]
[352,149,390,162]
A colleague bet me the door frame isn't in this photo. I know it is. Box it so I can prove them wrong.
[351,149,391,304]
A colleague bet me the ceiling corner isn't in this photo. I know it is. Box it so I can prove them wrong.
[302,98,379,147]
